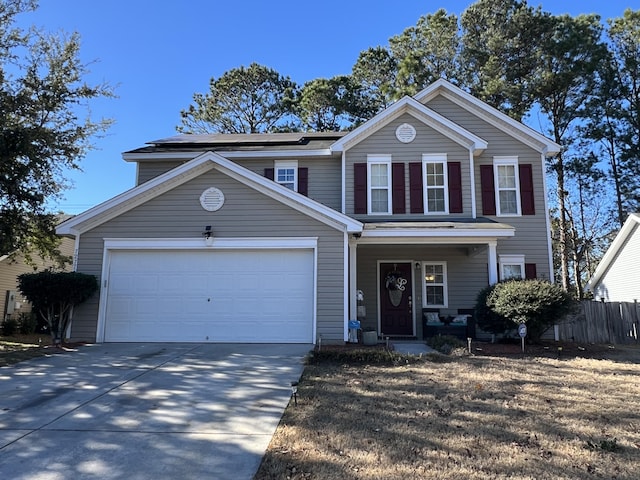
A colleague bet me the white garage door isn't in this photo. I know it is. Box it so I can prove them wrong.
[104,249,314,343]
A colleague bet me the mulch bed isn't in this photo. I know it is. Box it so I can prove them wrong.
[471,339,618,359]
[316,338,633,361]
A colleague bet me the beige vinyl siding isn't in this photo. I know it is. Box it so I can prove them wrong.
[344,113,471,218]
[594,224,640,302]
[355,244,490,335]
[0,238,75,319]
[71,169,345,342]
[137,155,343,211]
[425,96,552,280]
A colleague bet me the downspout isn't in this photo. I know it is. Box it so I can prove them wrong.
[66,231,81,340]
[469,147,477,219]
[72,232,80,271]
[343,232,352,342]
[341,151,346,214]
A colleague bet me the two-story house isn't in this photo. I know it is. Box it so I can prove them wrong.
[57,79,560,344]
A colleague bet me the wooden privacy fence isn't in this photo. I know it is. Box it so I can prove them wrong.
[556,301,639,344]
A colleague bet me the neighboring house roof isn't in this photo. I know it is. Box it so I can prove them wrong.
[57,151,363,236]
[414,79,561,156]
[586,213,640,294]
[330,95,488,155]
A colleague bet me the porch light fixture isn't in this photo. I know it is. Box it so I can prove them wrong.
[202,225,213,246]
[415,262,421,269]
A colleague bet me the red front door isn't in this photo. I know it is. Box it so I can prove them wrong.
[379,262,413,336]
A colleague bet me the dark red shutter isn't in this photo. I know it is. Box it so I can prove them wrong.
[409,162,424,214]
[298,167,308,196]
[264,168,274,180]
[354,163,367,214]
[447,162,463,213]
[519,164,535,215]
[525,263,537,279]
[392,163,405,214]
[480,164,496,215]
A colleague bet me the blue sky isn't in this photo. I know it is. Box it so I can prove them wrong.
[19,1,635,214]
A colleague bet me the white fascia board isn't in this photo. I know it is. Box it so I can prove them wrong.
[586,213,640,291]
[415,79,561,156]
[123,151,200,162]
[331,96,487,154]
[57,158,214,235]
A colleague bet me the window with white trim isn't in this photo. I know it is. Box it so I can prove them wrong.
[494,157,521,216]
[422,154,448,214]
[367,155,392,214]
[275,160,298,190]
[421,261,448,307]
[499,254,525,280]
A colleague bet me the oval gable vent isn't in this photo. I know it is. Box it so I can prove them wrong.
[199,187,225,212]
[396,123,416,143]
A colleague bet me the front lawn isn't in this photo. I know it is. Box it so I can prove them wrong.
[255,344,640,479]
[0,334,50,367]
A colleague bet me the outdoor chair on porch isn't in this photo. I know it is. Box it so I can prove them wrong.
[423,308,476,340]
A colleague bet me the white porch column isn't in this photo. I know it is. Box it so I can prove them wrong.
[487,241,498,285]
[349,238,358,320]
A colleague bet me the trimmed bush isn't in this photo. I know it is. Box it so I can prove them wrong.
[18,271,98,345]
[474,283,513,335]
[486,279,576,341]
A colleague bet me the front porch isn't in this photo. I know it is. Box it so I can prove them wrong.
[347,221,515,342]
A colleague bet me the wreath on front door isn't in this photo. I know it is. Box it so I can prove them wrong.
[385,271,407,291]
[385,271,407,307]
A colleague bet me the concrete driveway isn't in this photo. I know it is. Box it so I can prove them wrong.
[0,343,311,480]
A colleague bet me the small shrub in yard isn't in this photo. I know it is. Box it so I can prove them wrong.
[17,312,38,335]
[1,317,18,336]
[427,334,465,354]
[485,279,577,341]
[309,347,404,365]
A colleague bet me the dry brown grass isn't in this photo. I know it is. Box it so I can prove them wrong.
[255,344,640,480]
[0,333,51,366]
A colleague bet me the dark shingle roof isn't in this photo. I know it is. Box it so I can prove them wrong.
[126,132,346,154]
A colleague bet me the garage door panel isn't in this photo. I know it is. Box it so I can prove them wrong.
[104,249,313,343]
